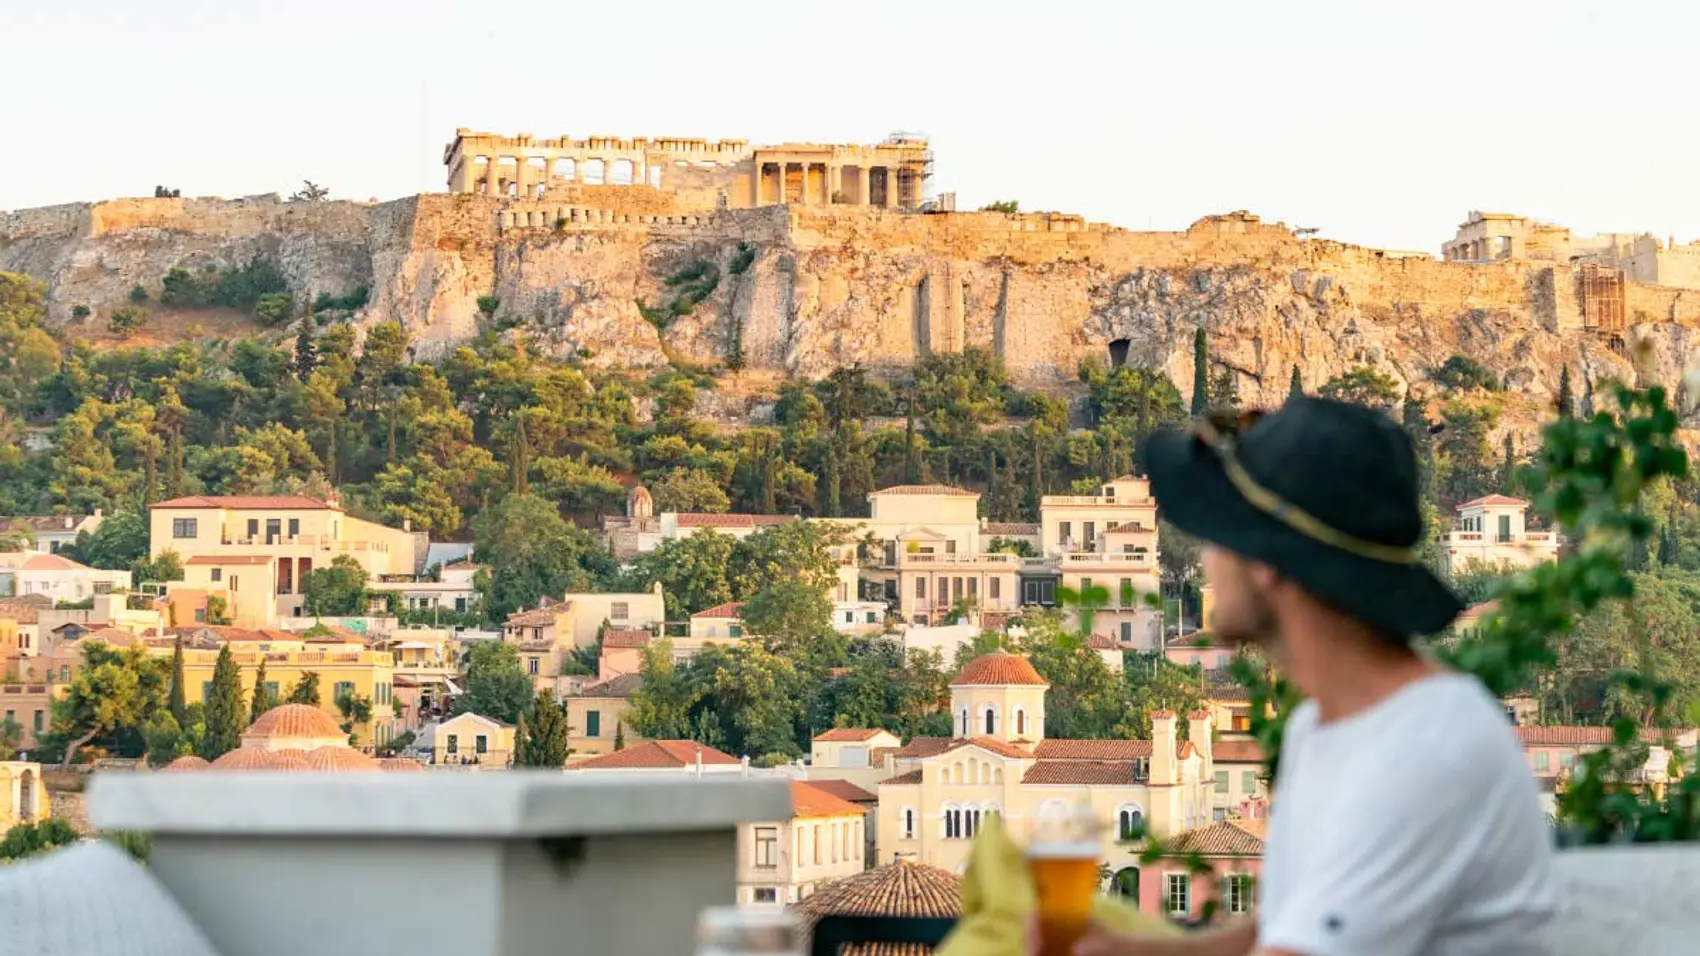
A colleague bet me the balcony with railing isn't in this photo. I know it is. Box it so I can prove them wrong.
[1059,552,1156,569]
[896,552,1021,569]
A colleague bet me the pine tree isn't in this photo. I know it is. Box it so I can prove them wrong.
[287,671,322,706]
[249,658,272,723]
[514,691,573,767]
[613,720,626,751]
[1289,364,1304,400]
[1190,328,1210,415]
[1556,365,1575,418]
[168,636,187,725]
[199,645,248,760]
[294,315,317,379]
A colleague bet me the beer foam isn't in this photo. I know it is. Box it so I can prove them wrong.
[1026,841,1099,859]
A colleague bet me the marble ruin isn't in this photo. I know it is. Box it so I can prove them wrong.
[443,129,934,210]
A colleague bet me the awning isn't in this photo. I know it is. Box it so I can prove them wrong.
[441,678,463,695]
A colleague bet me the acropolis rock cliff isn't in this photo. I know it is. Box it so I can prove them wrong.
[4,190,1699,428]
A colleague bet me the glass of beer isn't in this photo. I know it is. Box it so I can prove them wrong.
[1027,806,1103,956]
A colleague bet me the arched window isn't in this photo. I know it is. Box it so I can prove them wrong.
[1015,708,1027,737]
[959,708,969,737]
[1117,805,1146,841]
[982,705,998,736]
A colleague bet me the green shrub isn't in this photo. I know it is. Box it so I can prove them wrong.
[70,304,90,321]
[108,306,149,336]
[311,285,369,313]
[1431,354,1501,392]
[253,292,295,326]
[728,242,756,276]
[160,266,215,307]
[128,284,149,303]
[0,819,79,860]
[476,295,500,318]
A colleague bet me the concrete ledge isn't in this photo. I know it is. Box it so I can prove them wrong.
[90,769,791,836]
[1553,845,1700,955]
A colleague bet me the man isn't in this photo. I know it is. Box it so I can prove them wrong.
[1078,397,1554,956]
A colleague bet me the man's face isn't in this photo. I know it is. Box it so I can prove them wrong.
[1201,544,1280,658]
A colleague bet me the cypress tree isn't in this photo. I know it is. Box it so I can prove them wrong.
[1556,366,1575,418]
[903,392,921,484]
[1500,433,1517,495]
[168,636,187,725]
[1289,364,1304,400]
[294,315,318,379]
[1027,431,1043,521]
[510,413,530,495]
[1190,328,1210,415]
[199,645,247,760]
[823,440,843,518]
[512,713,530,768]
[515,691,573,767]
[249,658,272,723]
[1658,524,1677,566]
[613,720,626,751]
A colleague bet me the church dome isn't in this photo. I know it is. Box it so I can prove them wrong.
[378,757,425,772]
[209,748,277,770]
[305,746,382,772]
[160,755,209,773]
[950,651,1047,688]
[246,704,344,740]
[269,748,312,771]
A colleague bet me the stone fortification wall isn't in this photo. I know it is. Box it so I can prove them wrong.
[6,191,1700,437]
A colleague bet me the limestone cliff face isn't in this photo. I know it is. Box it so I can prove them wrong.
[5,194,1699,436]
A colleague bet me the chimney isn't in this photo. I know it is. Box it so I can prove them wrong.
[402,518,412,533]
[63,516,73,530]
[1150,711,1177,785]
[93,508,102,519]
[695,745,704,777]
[741,755,751,778]
[1187,710,1214,778]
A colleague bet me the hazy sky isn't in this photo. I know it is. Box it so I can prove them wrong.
[5,0,1698,252]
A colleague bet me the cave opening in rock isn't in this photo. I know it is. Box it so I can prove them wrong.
[1108,339,1131,368]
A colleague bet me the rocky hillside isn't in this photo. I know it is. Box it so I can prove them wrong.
[5,193,1699,438]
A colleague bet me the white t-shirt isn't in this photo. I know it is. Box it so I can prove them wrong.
[1256,672,1557,956]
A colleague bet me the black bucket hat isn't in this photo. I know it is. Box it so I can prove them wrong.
[1142,396,1463,639]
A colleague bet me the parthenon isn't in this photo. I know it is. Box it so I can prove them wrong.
[442,129,933,210]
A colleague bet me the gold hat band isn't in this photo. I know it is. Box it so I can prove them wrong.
[1197,421,1422,566]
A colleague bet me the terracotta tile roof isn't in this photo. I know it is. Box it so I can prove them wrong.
[674,513,795,528]
[1186,710,1211,720]
[1206,685,1250,703]
[505,605,567,627]
[569,739,740,770]
[951,651,1047,688]
[1457,494,1530,509]
[0,602,41,624]
[814,728,888,743]
[305,746,382,772]
[1514,725,1671,746]
[983,522,1039,536]
[185,555,273,566]
[1213,740,1265,762]
[869,485,977,497]
[379,757,425,772]
[573,673,645,698]
[892,737,954,759]
[1,515,96,533]
[1023,761,1143,785]
[160,755,209,773]
[165,625,300,644]
[1165,820,1264,857]
[881,770,924,786]
[1165,633,1218,649]
[81,627,144,647]
[392,675,420,688]
[20,553,92,572]
[869,746,899,766]
[269,748,311,771]
[601,629,652,648]
[802,779,878,803]
[978,611,1017,631]
[955,736,1034,759]
[304,625,370,645]
[691,601,745,619]
[1086,634,1117,650]
[152,495,336,510]
[794,860,963,956]
[792,781,869,819]
[1151,709,1176,719]
[208,748,278,770]
[246,704,346,739]
[1033,739,1152,759]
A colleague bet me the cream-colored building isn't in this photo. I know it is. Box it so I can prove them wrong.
[811,728,903,771]
[739,780,869,906]
[563,673,646,760]
[503,587,667,691]
[0,761,49,827]
[1440,211,1700,290]
[876,651,1215,873]
[431,712,515,767]
[1439,495,1560,577]
[855,485,1020,627]
[149,493,421,627]
[2,553,131,603]
[0,513,104,554]
[1042,478,1163,649]
[366,560,481,615]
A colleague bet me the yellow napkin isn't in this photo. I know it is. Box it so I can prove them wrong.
[936,816,1176,956]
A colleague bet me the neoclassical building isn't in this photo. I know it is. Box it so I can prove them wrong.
[876,651,1216,876]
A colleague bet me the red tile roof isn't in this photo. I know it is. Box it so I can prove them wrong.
[793,860,962,951]
[1022,761,1143,785]
[792,781,869,819]
[246,704,345,739]
[601,629,652,648]
[505,605,568,627]
[1515,725,1672,746]
[802,779,878,803]
[674,513,795,528]
[1213,740,1265,763]
[569,739,740,770]
[572,674,645,698]
[691,601,745,619]
[869,485,977,497]
[0,515,97,533]
[185,555,274,566]
[1165,820,1265,856]
[1033,739,1152,759]
[951,652,1047,687]
[814,728,889,743]
[0,602,41,624]
[983,522,1040,536]
[20,553,92,572]
[892,737,954,759]
[881,770,924,786]
[152,495,337,510]
[1457,494,1530,509]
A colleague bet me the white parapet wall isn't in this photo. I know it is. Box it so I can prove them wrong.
[1551,845,1700,955]
[90,771,793,956]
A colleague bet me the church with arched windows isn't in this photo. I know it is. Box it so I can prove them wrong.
[875,650,1220,881]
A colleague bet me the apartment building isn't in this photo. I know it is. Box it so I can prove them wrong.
[1439,495,1560,577]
